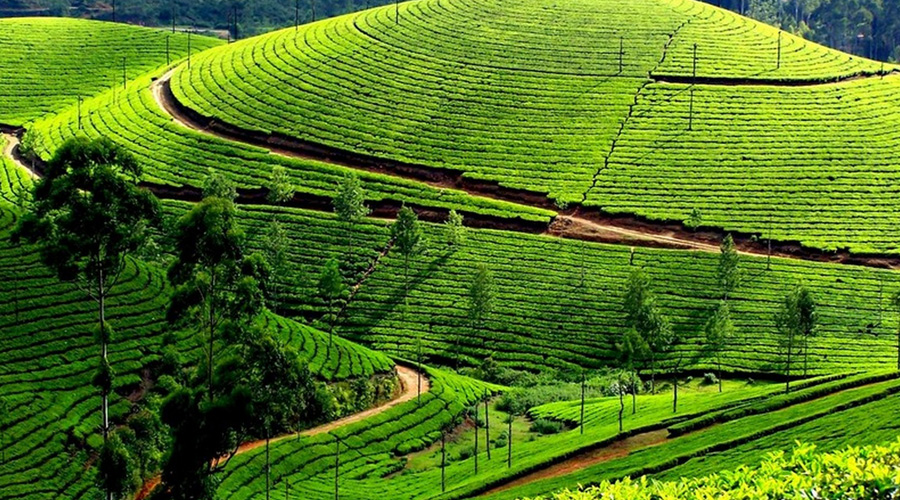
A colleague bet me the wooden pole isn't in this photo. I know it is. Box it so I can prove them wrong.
[618,36,624,75]
[689,87,694,131]
[334,438,340,500]
[77,97,82,130]
[441,431,446,492]
[777,31,782,69]
[474,404,479,474]
[484,391,491,460]
[166,35,170,66]
[187,31,192,69]
[121,57,126,88]
[580,371,585,434]
[507,415,512,468]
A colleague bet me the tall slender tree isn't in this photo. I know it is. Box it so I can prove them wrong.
[333,173,369,264]
[318,257,347,344]
[893,290,900,370]
[167,182,268,396]
[444,209,465,247]
[775,285,817,393]
[391,205,424,303]
[467,263,495,353]
[12,137,160,500]
[718,234,741,301]
[623,268,672,393]
[704,301,734,393]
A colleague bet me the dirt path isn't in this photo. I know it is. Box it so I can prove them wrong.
[482,429,670,496]
[135,364,429,500]
[2,133,39,179]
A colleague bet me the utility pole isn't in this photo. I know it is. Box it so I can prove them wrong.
[440,430,446,493]
[311,0,316,22]
[777,31,782,69]
[689,87,694,131]
[77,96,82,130]
[474,404,479,474]
[580,370,585,435]
[484,391,490,460]
[395,0,399,23]
[171,0,176,33]
[188,31,192,69]
[166,35,171,66]
[618,36,624,75]
[692,43,698,79]
[334,437,340,500]
[122,57,126,89]
[417,331,423,406]
[506,414,512,468]
[295,0,300,29]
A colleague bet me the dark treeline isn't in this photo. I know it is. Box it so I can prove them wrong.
[0,0,394,37]
[708,0,900,62]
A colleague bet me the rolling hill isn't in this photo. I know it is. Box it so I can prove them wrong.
[164,0,900,254]
[0,17,223,126]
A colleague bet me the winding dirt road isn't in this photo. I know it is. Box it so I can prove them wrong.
[135,365,429,500]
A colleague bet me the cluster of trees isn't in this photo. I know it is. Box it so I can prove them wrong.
[11,138,349,500]
[710,0,900,62]
[615,233,821,428]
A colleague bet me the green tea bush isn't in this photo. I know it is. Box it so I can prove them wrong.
[524,439,900,499]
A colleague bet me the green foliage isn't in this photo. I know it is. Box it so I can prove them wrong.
[0,18,222,125]
[717,235,740,299]
[683,208,702,231]
[334,173,370,261]
[775,285,819,386]
[530,419,564,435]
[467,263,495,325]
[444,209,466,247]
[317,257,347,335]
[623,269,672,386]
[201,169,237,200]
[13,136,161,288]
[524,439,900,500]
[265,165,295,205]
[97,432,140,500]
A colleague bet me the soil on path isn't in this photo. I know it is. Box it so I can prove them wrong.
[481,429,670,496]
[135,364,429,500]
[2,133,38,179]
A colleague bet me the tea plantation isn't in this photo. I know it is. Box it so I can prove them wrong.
[0,18,222,126]
[2,0,900,498]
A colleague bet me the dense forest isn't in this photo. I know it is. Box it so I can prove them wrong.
[1,0,899,60]
[712,0,900,61]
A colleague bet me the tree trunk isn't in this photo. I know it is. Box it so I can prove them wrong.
[484,395,490,460]
[718,353,723,393]
[208,273,216,398]
[618,387,624,433]
[631,369,636,415]
[785,340,792,394]
[266,433,271,500]
[507,416,512,468]
[99,275,109,444]
[673,376,677,413]
[474,404,479,474]
[441,431,446,492]
[99,271,111,500]
[334,439,340,500]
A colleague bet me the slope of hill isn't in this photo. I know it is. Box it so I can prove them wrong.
[0,189,394,499]
[159,201,900,376]
[0,17,222,126]
[163,0,900,254]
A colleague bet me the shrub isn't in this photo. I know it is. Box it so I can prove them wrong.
[530,419,563,435]
[701,373,719,386]
[524,439,900,499]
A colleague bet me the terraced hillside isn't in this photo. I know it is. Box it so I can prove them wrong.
[166,0,900,253]
[0,18,222,126]
[0,190,394,499]
[27,70,554,224]
[493,373,900,499]
[160,201,900,376]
